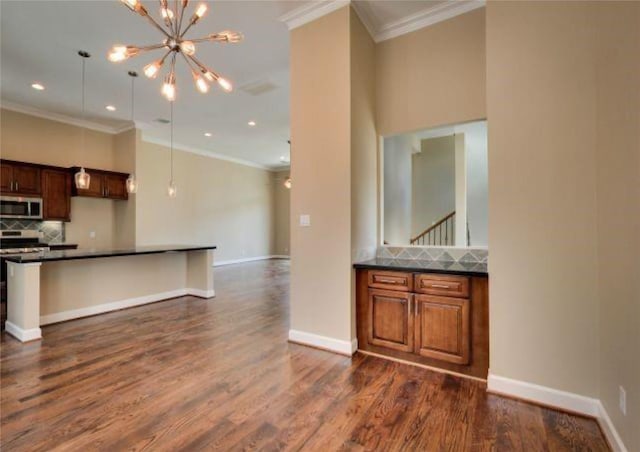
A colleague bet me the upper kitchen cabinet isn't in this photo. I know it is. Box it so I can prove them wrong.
[0,161,42,196]
[70,167,128,200]
[42,169,71,221]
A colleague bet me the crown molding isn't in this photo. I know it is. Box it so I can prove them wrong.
[372,0,485,43]
[140,133,276,171]
[280,1,485,42]
[0,100,132,135]
[279,1,350,30]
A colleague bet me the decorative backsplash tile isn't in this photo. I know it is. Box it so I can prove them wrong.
[377,246,488,263]
[0,219,65,244]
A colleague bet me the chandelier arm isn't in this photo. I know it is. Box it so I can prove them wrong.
[177,0,187,36]
[174,0,181,35]
[186,54,209,73]
[144,14,173,40]
[189,35,226,44]
[159,0,173,31]
[179,19,197,39]
[138,43,169,52]
[180,52,198,73]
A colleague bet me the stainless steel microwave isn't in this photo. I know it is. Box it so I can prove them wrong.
[0,196,43,219]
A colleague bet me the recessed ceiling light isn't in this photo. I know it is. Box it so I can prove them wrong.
[31,83,45,91]
[105,105,117,111]
[204,132,212,137]
[248,120,256,127]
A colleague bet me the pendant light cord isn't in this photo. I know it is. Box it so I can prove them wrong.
[81,56,86,155]
[170,101,174,182]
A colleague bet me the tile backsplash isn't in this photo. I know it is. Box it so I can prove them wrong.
[377,246,488,263]
[0,219,65,244]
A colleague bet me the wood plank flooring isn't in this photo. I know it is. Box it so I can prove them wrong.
[1,259,609,451]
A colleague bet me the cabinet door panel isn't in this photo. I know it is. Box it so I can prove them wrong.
[12,165,41,195]
[0,164,13,193]
[415,294,469,364]
[75,172,104,198]
[42,169,71,221]
[368,289,413,352]
[104,174,128,200]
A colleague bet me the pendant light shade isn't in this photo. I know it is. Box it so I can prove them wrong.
[126,71,139,194]
[75,168,91,190]
[167,181,177,198]
[75,51,91,190]
[126,174,138,194]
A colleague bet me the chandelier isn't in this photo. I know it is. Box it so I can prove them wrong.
[109,0,243,101]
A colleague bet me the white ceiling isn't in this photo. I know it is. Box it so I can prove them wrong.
[1,0,483,169]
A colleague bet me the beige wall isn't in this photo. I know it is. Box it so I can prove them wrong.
[290,6,353,342]
[376,8,486,136]
[135,139,277,263]
[487,0,600,397]
[273,170,291,256]
[0,109,123,249]
[113,128,137,248]
[594,2,640,450]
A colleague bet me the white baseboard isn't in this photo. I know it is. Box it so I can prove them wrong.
[487,373,599,417]
[597,400,628,452]
[188,288,215,299]
[5,321,42,342]
[487,372,629,451]
[214,255,289,267]
[288,329,357,356]
[39,288,214,326]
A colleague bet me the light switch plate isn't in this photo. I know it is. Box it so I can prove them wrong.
[299,214,311,227]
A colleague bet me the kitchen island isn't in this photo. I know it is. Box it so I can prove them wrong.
[4,245,216,342]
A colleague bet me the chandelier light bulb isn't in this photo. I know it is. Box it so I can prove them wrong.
[162,73,176,101]
[108,45,138,62]
[284,177,292,189]
[218,31,244,43]
[217,77,232,92]
[143,60,162,79]
[195,3,207,19]
[179,40,196,56]
[161,7,174,20]
[121,0,139,12]
[193,72,209,93]
[167,181,177,198]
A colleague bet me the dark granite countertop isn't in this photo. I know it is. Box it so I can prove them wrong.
[354,258,488,277]
[3,245,217,264]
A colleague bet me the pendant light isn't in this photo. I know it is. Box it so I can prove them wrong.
[74,51,91,190]
[283,140,292,189]
[126,70,138,194]
[167,101,177,198]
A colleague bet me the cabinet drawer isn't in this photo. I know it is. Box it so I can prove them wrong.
[414,274,469,298]
[368,271,413,292]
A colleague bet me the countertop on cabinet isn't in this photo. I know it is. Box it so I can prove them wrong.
[3,245,217,264]
[354,258,488,277]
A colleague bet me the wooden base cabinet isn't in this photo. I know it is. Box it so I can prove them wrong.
[356,269,488,379]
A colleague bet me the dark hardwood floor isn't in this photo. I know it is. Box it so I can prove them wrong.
[1,259,608,451]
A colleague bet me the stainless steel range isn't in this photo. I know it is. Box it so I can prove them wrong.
[0,230,50,255]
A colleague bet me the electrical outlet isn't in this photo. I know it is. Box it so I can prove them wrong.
[299,214,311,227]
[89,231,96,238]
[619,386,627,415]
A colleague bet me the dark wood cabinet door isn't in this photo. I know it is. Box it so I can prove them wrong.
[12,165,41,195]
[368,289,414,353]
[0,163,13,193]
[42,169,71,221]
[415,294,470,364]
[103,174,128,200]
[74,171,104,198]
